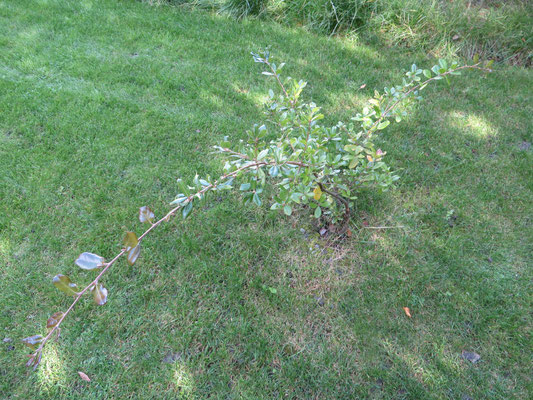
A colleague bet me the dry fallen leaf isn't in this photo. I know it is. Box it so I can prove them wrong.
[78,371,91,382]
[461,350,481,364]
[403,307,412,318]
[359,83,366,89]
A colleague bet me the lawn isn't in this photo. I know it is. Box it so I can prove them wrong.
[0,0,531,398]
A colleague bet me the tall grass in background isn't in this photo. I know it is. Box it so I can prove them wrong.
[156,0,531,65]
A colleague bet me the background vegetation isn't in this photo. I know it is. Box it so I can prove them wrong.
[164,0,533,66]
[1,0,531,398]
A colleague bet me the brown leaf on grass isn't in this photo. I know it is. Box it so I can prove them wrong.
[403,307,412,318]
[78,371,91,382]
[359,83,366,89]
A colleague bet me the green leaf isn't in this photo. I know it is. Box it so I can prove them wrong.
[270,202,281,210]
[283,205,292,216]
[268,165,279,177]
[92,283,108,305]
[22,335,43,350]
[127,245,140,266]
[75,252,105,270]
[139,206,155,223]
[170,195,188,205]
[423,69,431,78]
[438,59,448,69]
[473,54,479,64]
[257,149,269,160]
[253,193,262,207]
[290,192,302,203]
[182,201,193,219]
[377,120,390,130]
[199,179,210,187]
[314,206,322,218]
[46,312,64,330]
[240,183,251,191]
[486,60,494,69]
[123,232,138,251]
[53,274,78,296]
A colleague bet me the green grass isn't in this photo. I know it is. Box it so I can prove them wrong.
[0,0,532,398]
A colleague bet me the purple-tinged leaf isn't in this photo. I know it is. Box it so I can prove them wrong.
[127,245,140,266]
[75,252,105,270]
[22,335,43,350]
[92,283,108,305]
[46,312,64,330]
[123,232,138,251]
[53,274,78,296]
[139,206,155,223]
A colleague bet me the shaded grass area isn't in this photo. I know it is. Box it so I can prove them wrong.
[0,0,532,398]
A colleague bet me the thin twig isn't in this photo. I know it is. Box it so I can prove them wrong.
[367,63,490,134]
[29,160,288,362]
[29,157,320,364]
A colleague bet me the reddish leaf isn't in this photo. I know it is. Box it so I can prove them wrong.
[403,307,412,318]
[92,283,108,306]
[46,312,64,330]
[26,350,42,370]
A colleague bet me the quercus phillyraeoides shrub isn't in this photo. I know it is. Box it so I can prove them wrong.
[22,51,492,369]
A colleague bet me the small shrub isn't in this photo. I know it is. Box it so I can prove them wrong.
[21,51,491,370]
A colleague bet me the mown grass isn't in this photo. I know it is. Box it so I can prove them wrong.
[0,0,532,398]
